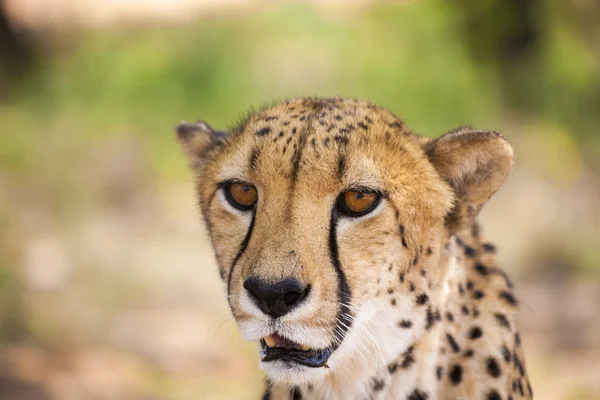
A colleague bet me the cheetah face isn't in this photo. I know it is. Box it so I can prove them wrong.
[177,98,513,385]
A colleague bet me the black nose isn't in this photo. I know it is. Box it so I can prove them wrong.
[243,277,310,318]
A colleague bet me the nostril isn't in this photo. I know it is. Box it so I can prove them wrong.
[284,284,310,306]
[282,291,301,307]
[243,277,310,318]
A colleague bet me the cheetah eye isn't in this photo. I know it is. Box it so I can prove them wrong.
[224,182,258,211]
[338,190,381,217]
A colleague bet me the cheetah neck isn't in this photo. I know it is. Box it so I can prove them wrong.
[268,225,529,399]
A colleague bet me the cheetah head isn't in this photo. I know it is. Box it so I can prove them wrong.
[177,98,513,386]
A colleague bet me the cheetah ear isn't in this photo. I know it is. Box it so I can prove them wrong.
[176,121,229,171]
[424,127,514,231]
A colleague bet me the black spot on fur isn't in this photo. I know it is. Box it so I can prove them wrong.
[399,224,408,247]
[501,345,511,363]
[357,121,369,130]
[475,263,489,276]
[413,255,419,266]
[464,245,476,257]
[494,313,510,329]
[473,290,485,300]
[407,389,428,400]
[398,319,412,328]
[256,127,271,136]
[389,121,404,129]
[399,272,405,282]
[486,390,502,400]
[249,148,261,170]
[446,333,461,353]
[501,271,514,289]
[425,307,435,330]
[339,123,354,134]
[334,135,349,145]
[464,349,474,358]
[468,326,483,340]
[513,353,525,376]
[372,378,385,391]
[500,291,518,306]
[416,293,429,305]
[409,282,415,292]
[446,312,454,322]
[401,346,415,369]
[390,298,397,306]
[426,247,433,255]
[436,366,443,380]
[388,361,398,374]
[517,379,524,396]
[448,364,463,385]
[466,281,474,290]
[486,357,502,378]
[515,332,521,346]
[461,305,469,315]
[483,243,497,253]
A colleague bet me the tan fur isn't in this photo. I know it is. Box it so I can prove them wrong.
[177,98,531,400]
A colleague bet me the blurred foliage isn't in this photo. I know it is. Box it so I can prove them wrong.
[1,0,598,182]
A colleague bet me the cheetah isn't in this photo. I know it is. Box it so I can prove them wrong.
[176,98,532,399]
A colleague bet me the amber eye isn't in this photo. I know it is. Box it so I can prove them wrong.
[338,190,381,216]
[225,182,258,211]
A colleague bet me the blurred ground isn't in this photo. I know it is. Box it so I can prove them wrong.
[1,1,599,399]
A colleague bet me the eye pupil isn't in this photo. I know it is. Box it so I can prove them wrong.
[225,182,258,210]
[339,190,380,217]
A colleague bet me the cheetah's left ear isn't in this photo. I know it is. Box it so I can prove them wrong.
[176,121,229,171]
[424,127,514,231]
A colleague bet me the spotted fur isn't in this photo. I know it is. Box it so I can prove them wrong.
[177,98,532,399]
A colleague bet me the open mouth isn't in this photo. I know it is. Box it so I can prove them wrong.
[260,333,332,368]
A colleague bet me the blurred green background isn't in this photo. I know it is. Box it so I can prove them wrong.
[1,0,599,399]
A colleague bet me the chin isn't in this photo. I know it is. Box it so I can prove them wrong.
[261,359,329,385]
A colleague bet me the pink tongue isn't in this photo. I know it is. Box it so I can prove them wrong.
[272,333,298,348]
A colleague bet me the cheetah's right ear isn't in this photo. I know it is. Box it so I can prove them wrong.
[176,121,229,171]
[424,127,514,232]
